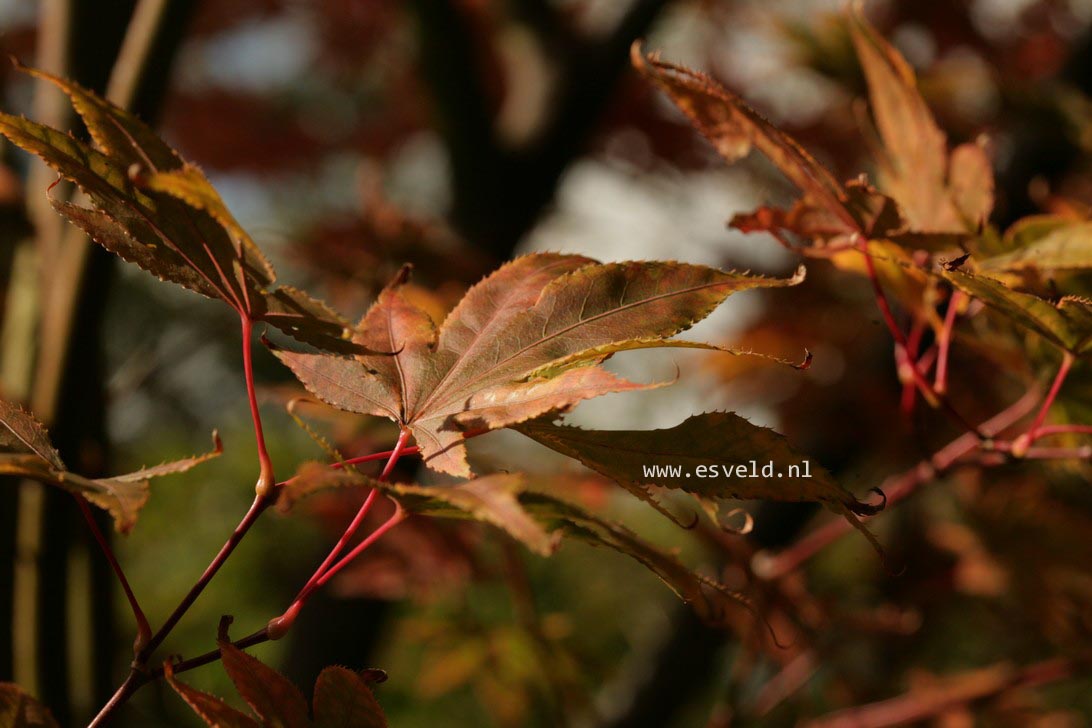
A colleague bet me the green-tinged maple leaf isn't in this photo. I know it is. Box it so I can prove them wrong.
[0,398,221,532]
[312,666,387,728]
[942,270,1092,356]
[281,465,754,625]
[0,683,59,728]
[516,412,882,543]
[847,6,993,231]
[164,663,260,728]
[0,64,357,353]
[978,219,1092,273]
[272,254,803,477]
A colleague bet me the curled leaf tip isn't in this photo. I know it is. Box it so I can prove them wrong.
[795,348,814,371]
[849,486,887,516]
[721,507,754,535]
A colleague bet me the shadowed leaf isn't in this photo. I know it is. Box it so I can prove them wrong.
[0,405,221,532]
[516,412,883,541]
[312,666,387,728]
[0,683,59,728]
[283,464,754,624]
[165,663,261,728]
[218,632,310,728]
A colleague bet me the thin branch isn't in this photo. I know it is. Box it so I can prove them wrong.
[857,240,980,435]
[753,387,1041,580]
[269,428,413,638]
[803,656,1083,728]
[240,314,275,495]
[934,290,963,394]
[75,496,151,650]
[137,492,272,663]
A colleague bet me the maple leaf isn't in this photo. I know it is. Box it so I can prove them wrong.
[631,43,904,249]
[166,619,387,728]
[0,63,358,353]
[942,270,1092,357]
[633,7,993,253]
[0,398,221,532]
[0,683,59,728]
[282,465,754,625]
[847,7,994,232]
[273,254,804,477]
[516,412,883,543]
[978,218,1092,274]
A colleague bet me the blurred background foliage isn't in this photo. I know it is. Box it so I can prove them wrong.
[3,0,1092,725]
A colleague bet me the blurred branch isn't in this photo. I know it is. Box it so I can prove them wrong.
[753,387,1042,581]
[804,657,1085,728]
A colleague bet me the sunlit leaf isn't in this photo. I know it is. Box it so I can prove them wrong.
[979,220,1092,273]
[0,401,221,532]
[273,254,802,477]
[848,7,993,231]
[0,65,358,354]
[632,43,904,248]
[0,399,64,469]
[943,269,1092,356]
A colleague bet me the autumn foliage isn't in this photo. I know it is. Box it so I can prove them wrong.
[2,3,1092,726]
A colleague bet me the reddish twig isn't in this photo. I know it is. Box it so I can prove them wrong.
[753,388,1041,580]
[856,240,981,435]
[75,495,151,650]
[1013,352,1075,456]
[802,656,1082,728]
[934,290,963,395]
[269,428,413,638]
[240,314,275,495]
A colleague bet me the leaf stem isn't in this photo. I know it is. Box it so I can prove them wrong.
[313,507,407,589]
[269,428,413,638]
[1019,352,1075,452]
[857,240,981,435]
[331,445,421,470]
[934,290,963,395]
[75,495,151,651]
[240,313,275,496]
